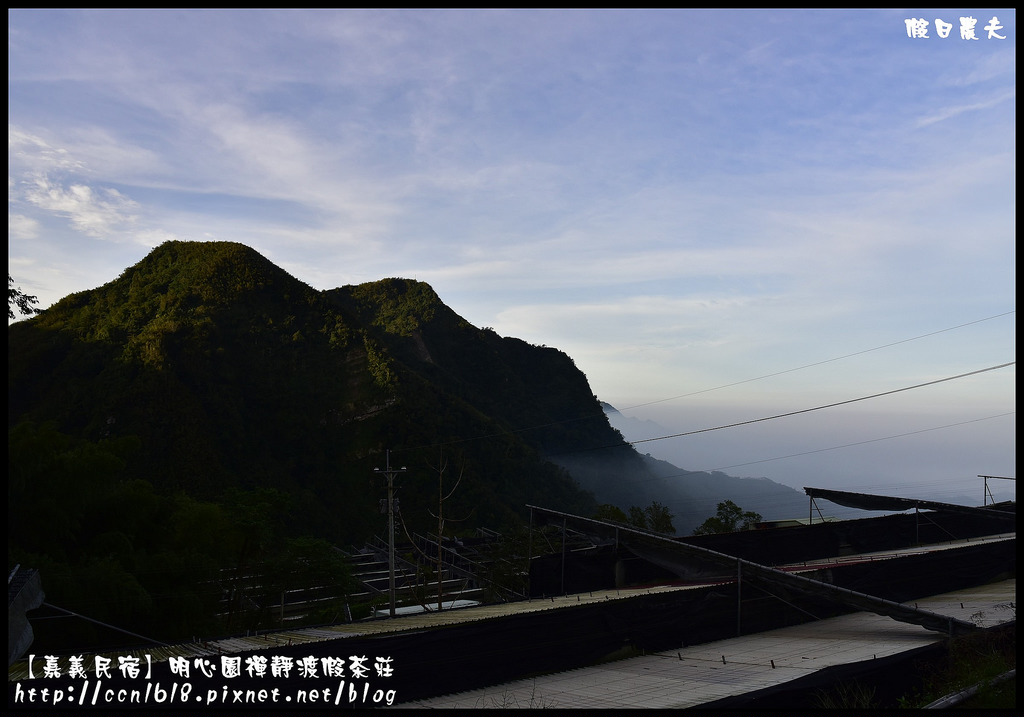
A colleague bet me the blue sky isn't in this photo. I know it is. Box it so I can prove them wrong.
[8,9,1015,503]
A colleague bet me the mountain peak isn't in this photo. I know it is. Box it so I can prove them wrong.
[32,240,320,339]
[123,240,308,300]
[330,277,447,338]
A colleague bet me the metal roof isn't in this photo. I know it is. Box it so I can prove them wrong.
[804,487,1016,520]
[526,504,988,636]
[8,532,1012,684]
[404,578,1016,710]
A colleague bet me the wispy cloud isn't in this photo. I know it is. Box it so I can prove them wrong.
[24,178,138,238]
[8,213,39,240]
[7,9,1015,493]
[9,126,84,173]
[10,127,139,239]
[915,89,1015,127]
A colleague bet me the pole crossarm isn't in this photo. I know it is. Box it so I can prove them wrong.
[525,504,980,637]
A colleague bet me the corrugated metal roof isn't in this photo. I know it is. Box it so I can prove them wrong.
[403,578,1016,709]
[5,581,707,683]
[8,533,1012,684]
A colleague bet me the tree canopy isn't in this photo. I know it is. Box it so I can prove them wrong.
[692,500,763,535]
[594,500,675,535]
[9,274,41,319]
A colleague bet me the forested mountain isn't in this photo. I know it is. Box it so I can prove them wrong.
[7,240,801,647]
[9,241,629,537]
[8,241,643,645]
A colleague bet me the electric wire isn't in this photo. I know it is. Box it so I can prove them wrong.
[703,412,1016,473]
[615,412,1015,485]
[398,311,1015,457]
[573,411,1016,521]
[562,361,1015,454]
[618,310,1015,411]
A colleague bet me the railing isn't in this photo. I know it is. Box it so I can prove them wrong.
[413,532,528,602]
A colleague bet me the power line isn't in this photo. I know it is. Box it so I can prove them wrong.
[705,412,1016,472]
[626,361,1015,448]
[400,311,1015,456]
[619,310,1015,411]
[639,412,1015,479]
[577,412,1015,512]
[585,358,1015,452]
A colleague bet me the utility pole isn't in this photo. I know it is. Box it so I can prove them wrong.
[374,450,406,618]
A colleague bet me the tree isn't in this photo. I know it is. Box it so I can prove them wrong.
[628,505,649,530]
[595,501,675,535]
[692,500,762,536]
[427,450,468,612]
[641,500,675,535]
[399,449,472,613]
[9,274,41,319]
[593,504,629,524]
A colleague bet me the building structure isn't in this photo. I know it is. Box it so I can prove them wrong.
[7,491,1015,710]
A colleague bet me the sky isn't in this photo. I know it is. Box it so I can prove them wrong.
[8,9,1016,505]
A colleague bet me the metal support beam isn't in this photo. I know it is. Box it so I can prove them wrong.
[736,561,742,637]
[561,517,567,596]
[526,504,982,637]
[980,474,1015,506]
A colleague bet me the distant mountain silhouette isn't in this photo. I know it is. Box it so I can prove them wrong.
[592,403,812,531]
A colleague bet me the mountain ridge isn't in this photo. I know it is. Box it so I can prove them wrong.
[10,241,812,537]
[7,240,815,646]
[9,241,616,534]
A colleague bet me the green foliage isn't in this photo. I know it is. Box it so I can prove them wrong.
[628,505,648,528]
[363,336,398,390]
[228,535,357,633]
[595,501,675,535]
[6,422,355,649]
[638,500,675,534]
[812,681,878,709]
[8,422,217,646]
[895,624,1016,708]
[593,504,629,524]
[9,274,41,319]
[340,278,440,336]
[8,242,387,498]
[8,421,139,561]
[8,240,636,646]
[692,499,763,535]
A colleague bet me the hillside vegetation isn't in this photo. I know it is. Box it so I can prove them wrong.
[8,240,804,647]
[8,242,619,644]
